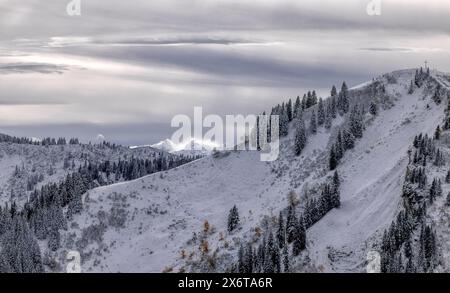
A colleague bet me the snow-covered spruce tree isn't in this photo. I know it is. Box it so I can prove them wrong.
[294,96,301,118]
[408,80,415,95]
[277,212,285,249]
[227,205,240,232]
[294,118,307,156]
[338,82,350,114]
[48,224,61,252]
[331,85,337,98]
[0,215,43,273]
[329,146,337,171]
[263,232,277,273]
[335,131,344,160]
[282,245,290,273]
[434,126,441,140]
[286,205,297,243]
[310,110,317,134]
[433,149,445,167]
[287,99,293,122]
[349,104,364,139]
[317,98,325,126]
[279,105,289,137]
[301,94,307,110]
[331,171,341,208]
[418,224,437,272]
[342,129,355,150]
[66,191,83,220]
[292,217,306,256]
[238,244,245,273]
[369,101,378,116]
[446,192,450,206]
[324,111,332,130]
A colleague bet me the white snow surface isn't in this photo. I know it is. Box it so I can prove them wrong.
[3,69,447,273]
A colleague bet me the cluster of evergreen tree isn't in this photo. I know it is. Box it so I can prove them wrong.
[0,133,126,150]
[329,110,362,171]
[380,210,414,273]
[293,84,344,156]
[414,67,430,88]
[381,133,441,273]
[227,206,240,232]
[337,82,350,115]
[428,178,443,204]
[411,133,437,167]
[0,205,44,273]
[405,166,428,189]
[235,172,341,273]
[304,172,341,228]
[1,152,198,272]
[0,133,39,145]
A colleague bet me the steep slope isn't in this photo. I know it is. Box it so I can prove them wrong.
[307,70,445,272]
[55,69,448,273]
[0,141,167,206]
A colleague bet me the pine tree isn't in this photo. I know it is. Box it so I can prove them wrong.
[342,129,355,150]
[331,96,337,118]
[434,126,441,140]
[294,118,307,156]
[227,205,240,232]
[245,243,254,273]
[446,192,450,206]
[339,82,350,114]
[263,232,276,273]
[325,111,332,129]
[331,85,337,98]
[277,212,285,249]
[287,99,293,122]
[446,170,450,184]
[280,106,289,137]
[238,244,245,273]
[349,104,364,139]
[331,171,341,208]
[48,225,60,251]
[310,110,317,134]
[286,205,297,243]
[282,245,290,272]
[292,217,306,256]
[294,96,301,118]
[369,101,378,116]
[317,98,325,126]
[329,146,337,171]
[408,80,415,94]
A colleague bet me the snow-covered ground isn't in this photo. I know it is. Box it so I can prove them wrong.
[46,68,447,273]
[308,70,445,272]
[2,68,448,273]
[0,142,164,206]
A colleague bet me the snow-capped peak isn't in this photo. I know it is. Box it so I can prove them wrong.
[150,138,218,154]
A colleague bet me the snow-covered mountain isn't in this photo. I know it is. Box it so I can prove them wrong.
[2,68,450,274]
[149,138,217,156]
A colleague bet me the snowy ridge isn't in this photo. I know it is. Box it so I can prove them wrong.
[47,68,448,273]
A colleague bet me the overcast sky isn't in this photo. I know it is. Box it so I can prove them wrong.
[1,0,450,145]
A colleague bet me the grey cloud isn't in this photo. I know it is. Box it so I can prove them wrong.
[60,45,366,88]
[0,62,69,74]
[359,47,413,52]
[95,36,267,46]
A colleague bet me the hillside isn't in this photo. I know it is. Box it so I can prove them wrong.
[42,68,449,273]
[1,68,450,273]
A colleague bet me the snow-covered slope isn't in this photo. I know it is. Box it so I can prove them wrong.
[308,70,445,272]
[0,142,165,205]
[37,69,449,272]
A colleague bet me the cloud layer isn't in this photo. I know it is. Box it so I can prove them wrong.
[1,0,450,144]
